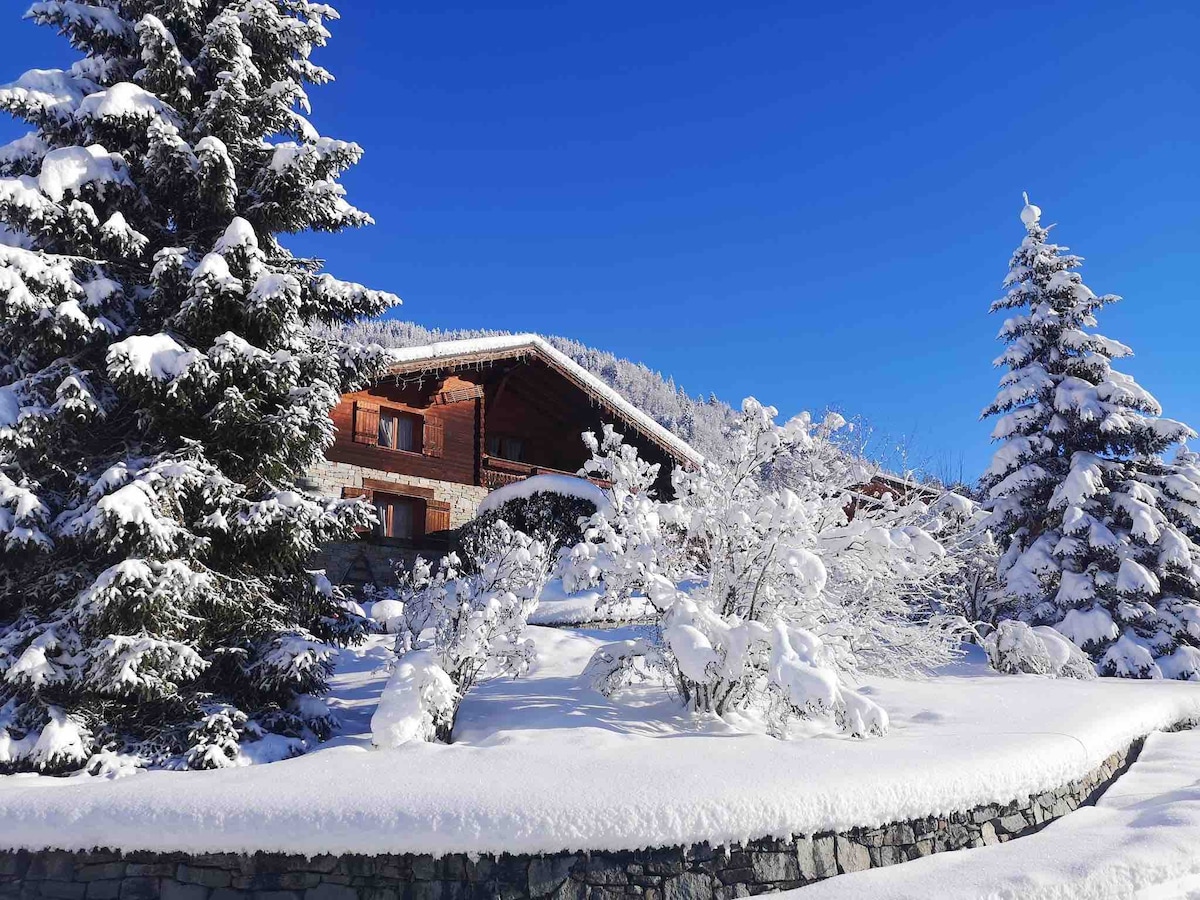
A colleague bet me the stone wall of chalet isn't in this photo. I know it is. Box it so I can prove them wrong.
[0,738,1143,900]
[308,459,488,530]
[307,459,489,585]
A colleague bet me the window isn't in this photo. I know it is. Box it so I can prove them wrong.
[373,494,421,539]
[486,434,526,462]
[378,410,420,452]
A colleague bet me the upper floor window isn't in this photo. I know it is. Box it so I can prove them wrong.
[379,410,421,452]
[487,434,526,463]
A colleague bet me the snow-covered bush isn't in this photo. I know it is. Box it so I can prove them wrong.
[560,425,665,603]
[461,475,602,564]
[982,197,1200,679]
[373,523,548,745]
[0,1,396,771]
[983,620,1096,680]
[576,403,931,738]
[369,650,456,747]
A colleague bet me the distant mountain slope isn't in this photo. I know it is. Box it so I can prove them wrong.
[318,320,739,460]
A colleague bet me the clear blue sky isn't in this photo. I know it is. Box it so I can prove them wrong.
[2,2,1197,481]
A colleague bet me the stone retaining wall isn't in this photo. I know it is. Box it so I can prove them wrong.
[0,739,1143,900]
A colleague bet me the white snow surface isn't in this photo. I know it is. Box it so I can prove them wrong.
[77,83,176,124]
[0,630,1197,857]
[107,333,203,381]
[795,727,1200,900]
[477,473,613,518]
[387,335,702,465]
[38,145,130,202]
[528,578,653,626]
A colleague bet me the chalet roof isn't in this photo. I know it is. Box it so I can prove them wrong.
[384,334,703,467]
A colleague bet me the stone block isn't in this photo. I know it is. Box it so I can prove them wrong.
[580,858,626,886]
[750,852,797,884]
[85,882,123,900]
[527,856,575,897]
[118,878,160,900]
[176,868,230,890]
[409,858,437,882]
[78,865,127,883]
[39,883,87,900]
[793,838,816,882]
[125,866,176,879]
[834,838,870,875]
[546,878,585,900]
[0,856,27,879]
[913,839,936,859]
[811,836,837,880]
[160,883,208,900]
[994,813,1028,835]
[26,852,76,882]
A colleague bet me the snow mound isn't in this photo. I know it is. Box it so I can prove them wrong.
[1020,191,1041,228]
[477,474,613,518]
[107,333,204,382]
[38,145,130,202]
[77,83,176,124]
[370,650,455,748]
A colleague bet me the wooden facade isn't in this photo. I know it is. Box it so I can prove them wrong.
[310,338,701,580]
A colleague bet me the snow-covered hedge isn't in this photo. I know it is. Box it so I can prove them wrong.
[462,475,603,562]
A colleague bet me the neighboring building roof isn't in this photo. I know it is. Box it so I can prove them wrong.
[385,334,703,467]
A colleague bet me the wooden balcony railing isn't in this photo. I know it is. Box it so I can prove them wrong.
[481,456,612,491]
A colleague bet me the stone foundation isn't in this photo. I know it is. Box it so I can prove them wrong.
[312,540,422,587]
[0,739,1144,900]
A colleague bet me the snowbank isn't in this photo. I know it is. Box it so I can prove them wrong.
[796,728,1200,900]
[0,630,1197,858]
[477,473,613,518]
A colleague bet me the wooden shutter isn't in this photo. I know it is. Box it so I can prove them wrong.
[342,486,373,534]
[426,499,451,534]
[423,414,444,458]
[352,401,380,446]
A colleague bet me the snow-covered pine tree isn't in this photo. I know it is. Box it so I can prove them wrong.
[982,195,1200,679]
[0,1,398,771]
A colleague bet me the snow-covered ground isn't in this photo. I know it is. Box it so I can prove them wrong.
[795,727,1200,900]
[0,628,1197,860]
[527,578,653,626]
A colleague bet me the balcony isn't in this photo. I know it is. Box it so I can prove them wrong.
[481,455,611,490]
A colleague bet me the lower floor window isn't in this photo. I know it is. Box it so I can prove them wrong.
[374,493,421,539]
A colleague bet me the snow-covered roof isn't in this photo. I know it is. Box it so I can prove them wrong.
[385,334,703,466]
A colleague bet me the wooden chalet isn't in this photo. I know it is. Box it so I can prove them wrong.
[307,335,701,584]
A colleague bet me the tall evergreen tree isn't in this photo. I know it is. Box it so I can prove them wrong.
[0,1,398,771]
[982,196,1200,679]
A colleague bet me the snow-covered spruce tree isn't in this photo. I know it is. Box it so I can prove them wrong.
[983,196,1200,679]
[0,1,397,771]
